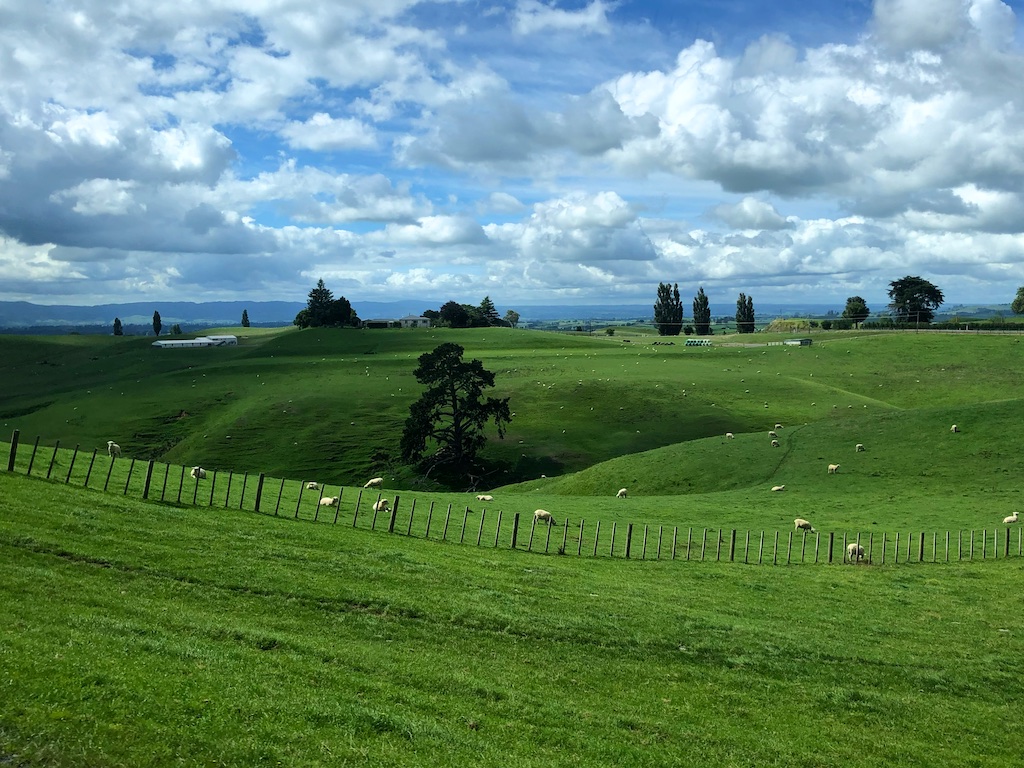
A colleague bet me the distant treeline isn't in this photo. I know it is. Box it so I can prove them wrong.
[0,322,288,336]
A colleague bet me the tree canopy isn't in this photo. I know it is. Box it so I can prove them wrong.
[294,278,360,328]
[152,310,162,337]
[1012,287,1024,315]
[241,309,250,327]
[400,343,511,475]
[692,287,711,336]
[842,296,870,327]
[735,293,755,333]
[504,309,520,328]
[112,317,123,336]
[653,282,683,336]
[888,276,944,324]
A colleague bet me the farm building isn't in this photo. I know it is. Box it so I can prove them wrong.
[152,335,238,349]
[363,316,431,329]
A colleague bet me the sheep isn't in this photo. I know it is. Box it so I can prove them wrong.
[827,463,840,474]
[1004,512,1019,524]
[476,494,494,502]
[190,466,207,480]
[794,518,815,533]
[372,498,391,513]
[768,430,778,438]
[306,481,320,490]
[534,509,556,526]
[847,542,865,563]
[775,423,784,429]
[616,488,628,498]
[106,440,121,458]
[725,432,734,439]
[319,496,339,507]
[855,443,865,452]
[771,484,786,492]
[364,477,384,489]
[771,439,780,448]
[950,424,960,433]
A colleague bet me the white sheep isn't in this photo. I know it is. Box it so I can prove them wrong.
[306,481,320,490]
[364,477,384,489]
[855,443,865,452]
[768,430,778,438]
[771,439,780,448]
[827,463,840,474]
[950,424,960,433]
[771,485,786,492]
[476,494,494,502]
[794,518,815,533]
[725,432,734,439]
[1004,512,1019,524]
[190,466,207,480]
[319,496,339,507]
[534,509,556,526]
[847,542,865,562]
[372,498,391,513]
[616,488,628,498]
[775,423,784,429]
[106,440,121,458]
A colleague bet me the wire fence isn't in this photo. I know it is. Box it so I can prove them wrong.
[6,430,1022,565]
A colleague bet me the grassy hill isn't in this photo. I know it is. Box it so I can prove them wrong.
[2,327,1023,766]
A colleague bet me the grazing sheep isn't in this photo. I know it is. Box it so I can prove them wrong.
[372,498,390,513]
[855,443,865,452]
[771,485,786,492]
[476,494,494,502]
[106,440,121,458]
[190,466,207,480]
[827,463,840,474]
[950,424,960,433]
[794,518,815,533]
[725,432,735,439]
[364,477,384,489]
[319,496,339,507]
[534,509,556,526]
[771,439,780,448]
[616,488,628,498]
[1004,512,1019,524]
[306,481,320,490]
[768,430,778,438]
[847,542,865,562]
[775,423,784,429]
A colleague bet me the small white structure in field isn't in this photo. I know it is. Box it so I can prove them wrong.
[152,335,237,349]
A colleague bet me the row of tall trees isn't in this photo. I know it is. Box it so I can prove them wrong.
[653,283,754,335]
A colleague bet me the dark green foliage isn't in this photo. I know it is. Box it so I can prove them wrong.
[241,309,250,327]
[842,296,870,327]
[735,293,755,333]
[888,276,944,324]
[152,311,162,337]
[692,287,711,335]
[294,279,359,328]
[1012,287,1024,315]
[504,309,520,328]
[400,343,511,475]
[170,323,182,335]
[821,319,833,330]
[653,282,683,336]
[112,317,123,336]
[479,296,501,325]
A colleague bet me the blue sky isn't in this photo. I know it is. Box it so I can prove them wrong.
[1,0,1023,311]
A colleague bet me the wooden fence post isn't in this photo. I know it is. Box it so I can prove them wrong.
[758,531,764,565]
[65,444,79,483]
[744,531,750,564]
[716,529,723,562]
[388,494,400,534]
[442,504,452,541]
[918,531,925,563]
[332,488,344,525]
[85,449,98,488]
[786,532,793,565]
[353,490,364,526]
[192,472,200,505]
[894,532,900,563]
[510,512,519,548]
[239,473,248,510]
[544,518,553,553]
[671,526,678,560]
[827,532,834,564]
[1006,527,1011,558]
[578,518,585,556]
[881,532,886,565]
[592,520,601,556]
[160,463,169,501]
[274,478,285,516]
[26,436,40,476]
[177,465,185,503]
[209,471,217,506]
[6,429,18,472]
[730,529,737,562]
[123,458,136,495]
[624,523,633,559]
[657,526,663,560]
[641,525,648,560]
[253,473,265,513]
[475,508,485,546]
[47,439,61,479]
[294,481,304,518]
[371,494,382,530]
[142,461,155,499]
[609,522,617,557]
[686,528,692,561]
[563,517,570,554]
[459,506,470,543]
[494,510,503,547]
[424,501,435,538]
[773,531,779,565]
[406,499,416,535]
[700,528,707,561]
[222,472,233,510]
[868,532,873,564]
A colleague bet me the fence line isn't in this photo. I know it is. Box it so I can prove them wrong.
[5,432,1023,566]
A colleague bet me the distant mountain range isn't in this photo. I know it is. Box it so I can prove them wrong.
[0,299,1010,333]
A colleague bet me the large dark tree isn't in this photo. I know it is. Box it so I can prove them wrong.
[842,296,870,328]
[241,309,250,327]
[888,276,944,324]
[735,293,755,333]
[400,343,512,474]
[479,296,501,325]
[152,310,162,337]
[113,317,123,336]
[653,282,683,336]
[294,279,359,328]
[438,301,470,328]
[1011,286,1024,315]
[692,287,711,335]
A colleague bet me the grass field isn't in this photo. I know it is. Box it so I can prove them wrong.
[2,327,1024,765]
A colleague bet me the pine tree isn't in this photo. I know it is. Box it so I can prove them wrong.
[479,296,501,325]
